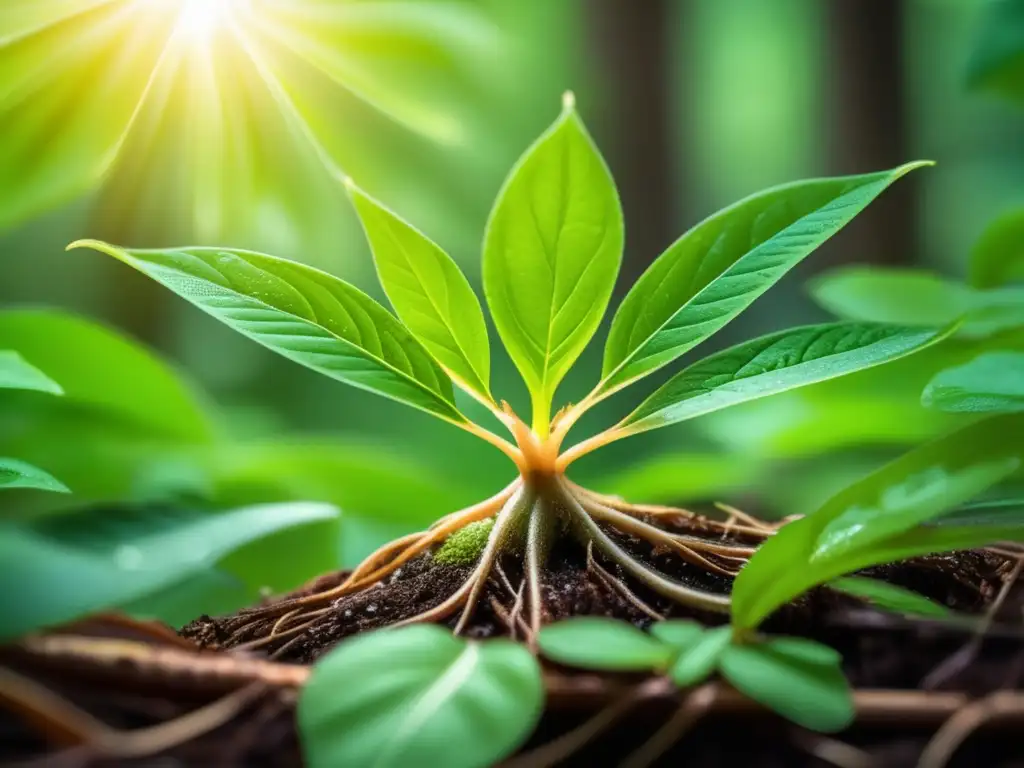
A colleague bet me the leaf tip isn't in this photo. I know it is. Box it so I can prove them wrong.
[561,90,576,112]
[897,159,936,177]
[66,239,108,254]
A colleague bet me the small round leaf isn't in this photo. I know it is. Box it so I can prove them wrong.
[666,626,732,688]
[538,617,673,671]
[298,625,544,768]
[720,638,854,732]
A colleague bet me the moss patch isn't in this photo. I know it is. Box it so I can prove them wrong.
[433,519,495,565]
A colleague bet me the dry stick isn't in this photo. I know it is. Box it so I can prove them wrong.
[0,665,265,759]
[923,556,1024,690]
[917,691,1024,768]
[586,541,665,621]
[789,731,872,768]
[557,480,732,615]
[583,499,744,578]
[621,683,719,768]
[502,680,663,768]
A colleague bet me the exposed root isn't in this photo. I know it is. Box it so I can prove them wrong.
[206,471,764,655]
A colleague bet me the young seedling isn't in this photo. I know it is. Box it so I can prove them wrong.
[71,93,946,648]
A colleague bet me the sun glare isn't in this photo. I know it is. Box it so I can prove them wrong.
[172,0,239,44]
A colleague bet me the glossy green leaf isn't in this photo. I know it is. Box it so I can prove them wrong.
[298,625,543,768]
[600,163,928,397]
[719,638,853,732]
[923,352,1024,414]
[808,266,1024,338]
[538,617,672,671]
[732,414,1024,629]
[830,577,951,618]
[0,501,340,640]
[483,95,623,430]
[0,309,213,443]
[620,323,946,436]
[969,208,1024,288]
[0,350,62,394]
[965,0,1024,104]
[348,181,491,400]
[0,457,69,494]
[71,241,464,425]
[665,626,732,688]
[931,497,1024,528]
[591,452,759,505]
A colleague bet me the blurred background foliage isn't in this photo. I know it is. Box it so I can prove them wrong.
[1,0,1023,625]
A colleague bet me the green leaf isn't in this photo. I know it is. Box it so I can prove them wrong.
[808,266,1024,338]
[537,617,672,671]
[0,457,69,494]
[600,163,928,397]
[0,501,340,640]
[732,414,1024,630]
[482,94,623,431]
[591,452,760,505]
[719,638,853,732]
[649,619,705,648]
[923,352,1024,414]
[0,309,213,443]
[931,497,1024,528]
[347,181,491,400]
[965,0,1024,105]
[830,577,951,618]
[298,625,543,768]
[71,241,464,425]
[0,350,62,394]
[664,626,732,688]
[969,208,1024,288]
[619,323,947,436]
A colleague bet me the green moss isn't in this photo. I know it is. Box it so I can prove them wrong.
[433,519,495,566]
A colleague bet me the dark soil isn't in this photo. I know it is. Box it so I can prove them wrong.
[2,514,1023,768]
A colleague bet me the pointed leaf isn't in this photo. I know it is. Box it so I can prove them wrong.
[71,241,464,424]
[0,501,340,640]
[620,323,947,436]
[970,208,1024,288]
[347,182,491,400]
[538,617,672,671]
[298,625,543,768]
[483,95,623,429]
[600,163,930,396]
[923,351,1024,414]
[732,414,1024,630]
[719,638,853,732]
[0,457,69,493]
[664,626,732,688]
[830,577,951,618]
[0,350,62,394]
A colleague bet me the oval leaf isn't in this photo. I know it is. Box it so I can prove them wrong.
[0,501,339,640]
[732,414,1024,630]
[71,241,464,424]
[0,457,69,494]
[719,639,854,732]
[538,617,672,671]
[830,576,951,618]
[483,94,623,429]
[664,625,732,688]
[298,625,543,768]
[620,323,947,436]
[0,350,62,394]
[600,163,930,397]
[347,181,492,400]
[923,351,1024,414]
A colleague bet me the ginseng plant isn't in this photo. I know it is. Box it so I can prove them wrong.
[70,93,949,651]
